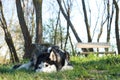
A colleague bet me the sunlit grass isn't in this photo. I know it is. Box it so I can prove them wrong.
[0,55,120,80]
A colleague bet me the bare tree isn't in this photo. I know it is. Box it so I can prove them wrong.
[16,0,32,59]
[22,0,35,40]
[57,0,82,43]
[97,1,107,43]
[57,0,88,54]
[54,9,60,45]
[62,0,75,55]
[81,0,92,42]
[106,0,114,45]
[64,0,71,49]
[33,0,43,44]
[0,1,19,63]
[81,0,93,52]
[113,0,120,54]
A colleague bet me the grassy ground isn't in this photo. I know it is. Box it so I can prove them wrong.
[0,55,120,80]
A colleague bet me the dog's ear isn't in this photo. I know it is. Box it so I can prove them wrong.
[49,50,57,61]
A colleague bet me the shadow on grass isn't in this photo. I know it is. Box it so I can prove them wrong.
[0,64,34,75]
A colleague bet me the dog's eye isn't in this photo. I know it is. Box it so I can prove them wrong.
[45,64,48,67]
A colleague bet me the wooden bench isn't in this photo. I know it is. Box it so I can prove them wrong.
[76,42,116,55]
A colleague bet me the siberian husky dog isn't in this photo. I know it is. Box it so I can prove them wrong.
[12,44,73,73]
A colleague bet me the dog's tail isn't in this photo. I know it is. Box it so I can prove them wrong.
[12,64,22,69]
[12,61,33,70]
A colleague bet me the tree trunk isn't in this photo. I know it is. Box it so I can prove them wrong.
[64,0,70,50]
[54,10,60,45]
[0,1,19,63]
[57,0,88,53]
[97,17,107,52]
[16,0,32,59]
[106,0,110,45]
[113,0,120,54]
[106,0,114,51]
[81,0,92,42]
[33,0,43,44]
[57,0,82,43]
[81,0,93,52]
[69,35,75,56]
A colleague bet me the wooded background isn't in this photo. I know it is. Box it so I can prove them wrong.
[0,0,119,63]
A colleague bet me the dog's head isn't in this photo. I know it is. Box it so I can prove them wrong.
[34,48,73,73]
[34,50,58,73]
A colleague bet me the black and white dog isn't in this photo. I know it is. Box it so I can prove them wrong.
[12,44,73,73]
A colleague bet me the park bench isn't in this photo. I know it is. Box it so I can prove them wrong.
[76,42,116,55]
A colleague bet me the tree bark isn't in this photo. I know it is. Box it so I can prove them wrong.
[0,1,19,63]
[113,0,120,54]
[107,0,110,44]
[81,0,92,42]
[54,10,60,45]
[81,0,93,52]
[64,7,70,50]
[16,0,32,59]
[106,0,114,51]
[33,0,43,44]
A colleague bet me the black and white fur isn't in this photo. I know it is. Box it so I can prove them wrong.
[12,45,73,73]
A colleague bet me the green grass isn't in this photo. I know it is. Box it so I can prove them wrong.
[0,55,120,80]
